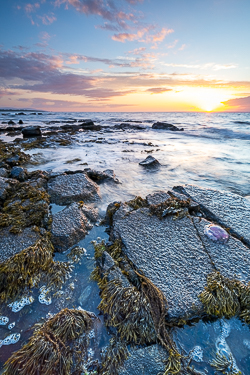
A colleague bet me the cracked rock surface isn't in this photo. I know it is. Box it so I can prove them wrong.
[174,184,250,247]
[110,187,250,320]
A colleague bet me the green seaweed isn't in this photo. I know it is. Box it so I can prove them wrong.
[3,308,94,375]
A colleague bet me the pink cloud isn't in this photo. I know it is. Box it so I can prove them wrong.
[222,96,250,111]
[145,87,172,94]
[24,3,40,13]
[38,13,57,24]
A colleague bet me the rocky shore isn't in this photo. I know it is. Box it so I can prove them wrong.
[0,118,250,374]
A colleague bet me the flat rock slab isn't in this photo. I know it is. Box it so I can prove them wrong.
[51,202,98,252]
[111,188,250,320]
[0,227,41,263]
[48,173,100,205]
[193,217,250,282]
[119,344,166,375]
[112,206,214,319]
[175,184,250,247]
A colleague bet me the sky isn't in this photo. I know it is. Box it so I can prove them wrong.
[0,0,250,112]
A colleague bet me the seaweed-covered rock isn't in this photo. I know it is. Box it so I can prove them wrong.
[48,173,100,205]
[174,184,250,247]
[119,344,166,375]
[0,177,17,201]
[152,122,183,131]
[139,155,160,167]
[146,191,170,205]
[51,202,98,252]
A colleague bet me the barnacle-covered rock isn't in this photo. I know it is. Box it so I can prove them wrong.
[51,202,98,252]
[48,172,101,205]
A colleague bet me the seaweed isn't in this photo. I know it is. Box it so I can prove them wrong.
[0,180,50,233]
[0,140,30,166]
[209,352,240,374]
[0,236,72,302]
[199,271,250,322]
[67,246,86,264]
[126,196,148,210]
[3,308,94,375]
[93,240,183,374]
[150,197,191,220]
[101,336,130,375]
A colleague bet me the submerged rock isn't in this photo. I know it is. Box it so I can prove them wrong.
[152,122,183,131]
[84,168,120,183]
[51,202,98,252]
[174,184,250,247]
[139,155,160,167]
[48,172,100,205]
[119,344,166,375]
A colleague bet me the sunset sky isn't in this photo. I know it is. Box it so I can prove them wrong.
[0,0,250,112]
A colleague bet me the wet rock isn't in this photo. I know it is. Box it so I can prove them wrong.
[104,201,121,226]
[119,344,166,375]
[114,123,144,131]
[174,184,250,247]
[22,126,42,137]
[8,120,15,125]
[10,166,28,181]
[139,155,160,167]
[5,154,24,167]
[111,201,214,319]
[18,120,23,125]
[84,168,120,184]
[78,285,92,306]
[17,112,26,116]
[80,122,102,131]
[51,202,98,252]
[48,173,100,205]
[0,227,41,263]
[0,168,9,178]
[152,122,183,131]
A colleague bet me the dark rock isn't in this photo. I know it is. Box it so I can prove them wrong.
[30,113,36,115]
[104,201,121,226]
[17,112,26,115]
[114,123,144,130]
[152,122,183,131]
[0,227,41,263]
[79,122,102,131]
[22,126,42,137]
[0,177,14,201]
[8,120,15,125]
[48,173,101,205]
[38,113,43,115]
[139,155,160,167]
[173,184,250,247]
[84,168,120,183]
[51,202,98,252]
[5,155,20,167]
[10,166,28,181]
[124,120,142,123]
[18,120,24,125]
[0,168,9,178]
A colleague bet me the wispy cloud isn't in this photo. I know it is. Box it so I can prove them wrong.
[145,87,172,94]
[163,62,237,70]
[38,13,57,25]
